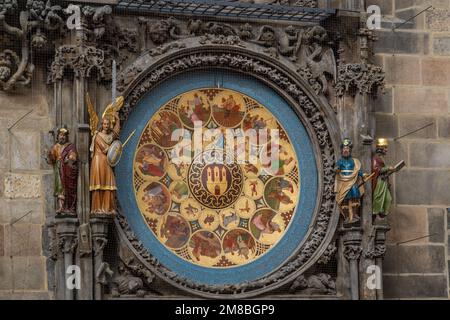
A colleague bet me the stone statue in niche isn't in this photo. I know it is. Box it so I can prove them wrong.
[86,94,124,215]
[372,138,405,220]
[335,138,372,224]
[46,126,78,214]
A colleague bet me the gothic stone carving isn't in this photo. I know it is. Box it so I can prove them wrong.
[0,0,65,91]
[289,273,336,295]
[365,244,386,259]
[343,244,363,261]
[115,48,339,298]
[335,63,385,98]
[317,243,337,265]
[48,45,107,83]
[134,17,336,96]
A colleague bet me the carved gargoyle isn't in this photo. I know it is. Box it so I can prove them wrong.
[289,273,336,295]
[110,255,158,298]
[296,26,337,96]
[140,16,187,45]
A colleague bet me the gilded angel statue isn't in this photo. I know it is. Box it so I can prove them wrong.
[86,93,124,214]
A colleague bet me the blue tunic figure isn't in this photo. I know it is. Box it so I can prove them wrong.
[336,157,364,200]
[335,139,366,223]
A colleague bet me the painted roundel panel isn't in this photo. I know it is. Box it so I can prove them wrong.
[117,71,318,285]
[133,88,300,268]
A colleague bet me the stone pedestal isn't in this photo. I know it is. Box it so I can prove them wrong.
[91,215,113,300]
[341,226,363,300]
[55,215,78,300]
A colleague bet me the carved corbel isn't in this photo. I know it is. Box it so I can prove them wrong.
[335,63,385,98]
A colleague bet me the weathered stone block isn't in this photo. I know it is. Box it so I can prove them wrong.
[12,257,46,291]
[374,87,393,113]
[398,115,437,139]
[0,226,3,256]
[438,117,450,138]
[447,208,450,229]
[385,56,421,85]
[0,199,43,225]
[10,131,40,171]
[395,87,448,114]
[396,170,450,205]
[374,30,429,55]
[4,224,43,257]
[386,206,428,244]
[384,275,448,299]
[426,7,450,32]
[428,208,445,243]
[0,258,12,290]
[9,292,50,300]
[0,127,9,170]
[395,8,425,30]
[410,142,450,168]
[375,114,398,138]
[366,0,393,15]
[395,0,418,9]
[42,173,55,219]
[433,36,450,55]
[382,140,408,167]
[384,245,446,273]
[4,174,41,199]
[422,58,450,87]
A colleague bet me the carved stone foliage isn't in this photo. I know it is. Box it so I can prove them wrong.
[343,245,362,261]
[0,1,140,89]
[289,273,336,295]
[0,0,65,91]
[135,17,337,96]
[335,63,385,98]
[317,243,337,265]
[78,4,138,62]
[365,244,386,259]
[115,49,339,298]
[48,45,107,83]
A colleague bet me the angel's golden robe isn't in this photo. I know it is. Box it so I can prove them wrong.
[90,125,120,214]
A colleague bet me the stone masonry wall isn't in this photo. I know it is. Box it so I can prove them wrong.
[368,0,450,299]
[0,67,53,299]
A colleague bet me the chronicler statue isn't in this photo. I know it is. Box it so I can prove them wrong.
[372,138,405,220]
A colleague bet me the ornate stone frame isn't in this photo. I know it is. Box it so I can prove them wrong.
[114,39,341,298]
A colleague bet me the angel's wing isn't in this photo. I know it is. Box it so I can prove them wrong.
[102,96,124,124]
[86,93,99,137]
[321,48,337,82]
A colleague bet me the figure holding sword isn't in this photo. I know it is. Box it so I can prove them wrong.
[335,137,405,224]
[86,93,136,215]
[335,138,372,224]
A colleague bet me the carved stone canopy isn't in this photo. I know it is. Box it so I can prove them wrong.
[114,40,341,298]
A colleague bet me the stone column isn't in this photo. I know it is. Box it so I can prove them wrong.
[55,215,78,300]
[91,215,113,300]
[342,226,363,300]
[371,224,389,300]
